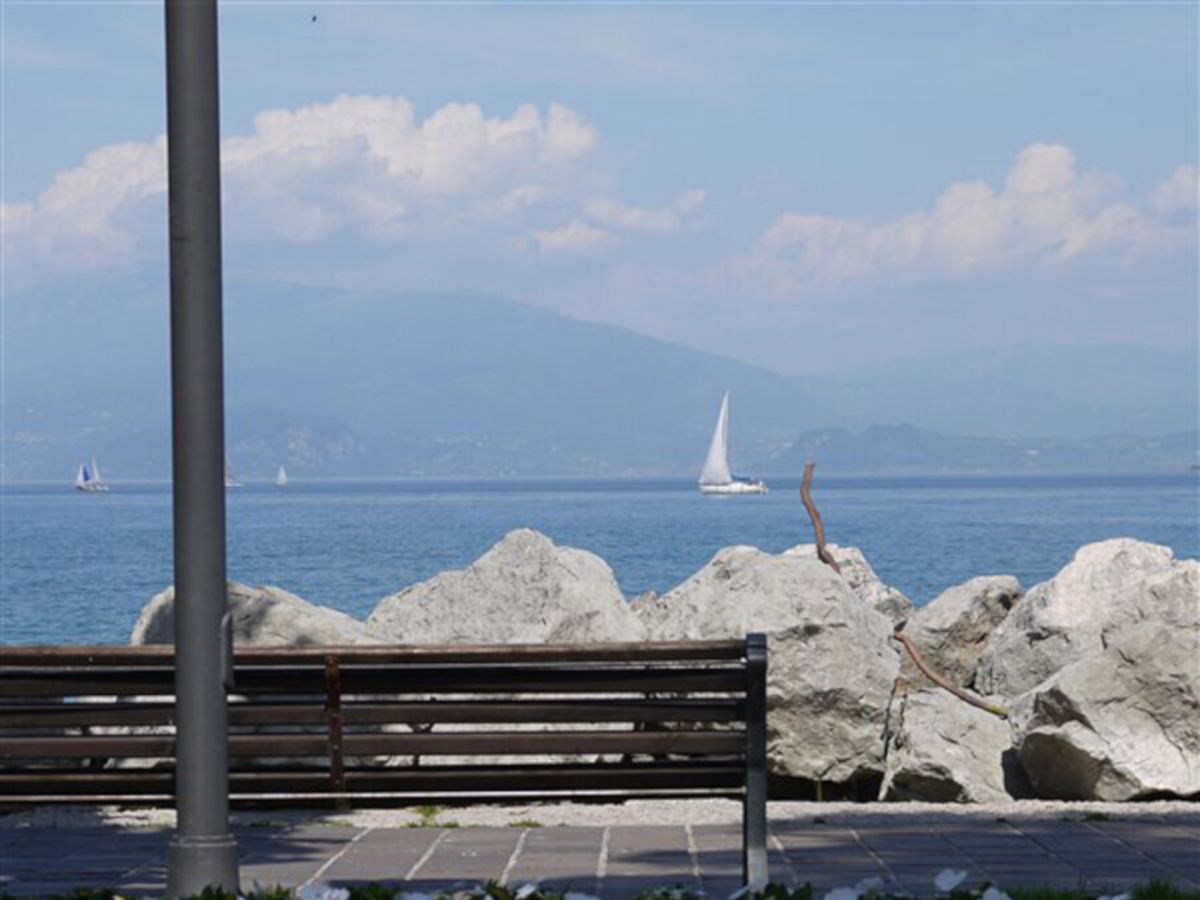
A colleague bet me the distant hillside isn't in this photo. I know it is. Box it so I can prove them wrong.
[811,343,1198,438]
[2,271,1196,480]
[760,425,1199,476]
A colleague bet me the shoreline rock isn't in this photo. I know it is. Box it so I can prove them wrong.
[900,575,1022,690]
[367,528,643,644]
[131,582,385,646]
[975,538,1199,697]
[880,688,1024,804]
[636,545,900,784]
[1012,621,1200,801]
[784,543,915,626]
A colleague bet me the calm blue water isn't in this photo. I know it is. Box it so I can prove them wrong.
[1,475,1197,645]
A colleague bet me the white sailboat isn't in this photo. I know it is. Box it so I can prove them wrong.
[74,456,110,493]
[275,465,288,487]
[224,463,242,489]
[698,391,767,495]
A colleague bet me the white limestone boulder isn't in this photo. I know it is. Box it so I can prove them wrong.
[122,583,384,770]
[635,545,900,784]
[131,582,384,646]
[1013,621,1200,800]
[901,576,1022,689]
[975,539,1200,698]
[784,543,914,626]
[880,688,1019,803]
[367,528,643,644]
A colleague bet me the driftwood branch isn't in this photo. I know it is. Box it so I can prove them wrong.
[894,629,1009,719]
[800,461,840,573]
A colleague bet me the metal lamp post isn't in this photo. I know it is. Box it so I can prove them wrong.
[164,0,239,892]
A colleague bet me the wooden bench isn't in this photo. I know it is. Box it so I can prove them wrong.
[0,636,768,888]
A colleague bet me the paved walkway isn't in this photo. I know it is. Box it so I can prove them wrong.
[2,812,1198,898]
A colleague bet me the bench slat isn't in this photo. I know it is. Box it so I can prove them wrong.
[0,666,746,697]
[0,729,745,759]
[0,641,746,666]
[0,761,743,796]
[0,698,746,728]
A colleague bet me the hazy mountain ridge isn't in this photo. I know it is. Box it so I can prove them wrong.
[2,273,1196,480]
[761,425,1199,476]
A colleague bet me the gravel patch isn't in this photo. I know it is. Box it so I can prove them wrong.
[2,798,1197,831]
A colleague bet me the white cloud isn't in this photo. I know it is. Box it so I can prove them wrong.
[736,144,1192,293]
[1150,164,1198,214]
[528,220,614,254]
[6,137,168,271]
[584,188,706,234]
[3,94,605,281]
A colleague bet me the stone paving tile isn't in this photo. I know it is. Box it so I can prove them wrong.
[504,825,602,895]
[600,827,698,900]
[1090,820,1200,875]
[413,826,522,883]
[765,832,894,891]
[606,826,694,881]
[239,826,366,890]
[325,827,442,883]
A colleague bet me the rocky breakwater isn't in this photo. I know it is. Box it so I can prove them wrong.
[122,531,1198,803]
[979,539,1200,801]
[634,545,900,792]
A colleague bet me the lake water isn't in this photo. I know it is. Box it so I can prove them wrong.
[1,475,1197,644]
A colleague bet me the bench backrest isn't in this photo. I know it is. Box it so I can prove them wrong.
[0,637,767,808]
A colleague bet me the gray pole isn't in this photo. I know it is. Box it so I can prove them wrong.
[164,0,239,893]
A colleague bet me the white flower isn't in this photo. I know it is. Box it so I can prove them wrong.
[934,869,968,892]
[854,877,886,895]
[297,885,351,900]
[824,889,862,900]
[982,888,1014,900]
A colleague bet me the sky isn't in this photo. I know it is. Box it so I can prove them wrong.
[2,1,1197,375]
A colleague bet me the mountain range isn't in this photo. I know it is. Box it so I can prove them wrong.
[3,271,1196,480]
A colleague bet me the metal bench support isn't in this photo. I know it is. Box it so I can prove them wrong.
[743,632,769,890]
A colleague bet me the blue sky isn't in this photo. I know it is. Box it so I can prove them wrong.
[3,1,1197,374]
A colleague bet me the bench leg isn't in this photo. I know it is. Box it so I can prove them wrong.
[743,633,769,891]
[743,769,768,890]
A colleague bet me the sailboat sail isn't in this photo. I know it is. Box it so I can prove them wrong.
[75,455,109,492]
[275,465,288,486]
[699,392,733,486]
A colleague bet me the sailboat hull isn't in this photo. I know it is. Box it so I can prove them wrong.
[699,480,769,495]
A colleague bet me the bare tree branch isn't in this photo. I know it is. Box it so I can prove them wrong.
[800,461,841,573]
[894,629,1009,719]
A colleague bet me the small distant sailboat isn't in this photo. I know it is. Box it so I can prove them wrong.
[74,456,110,493]
[275,465,288,487]
[224,463,242,489]
[698,391,767,495]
